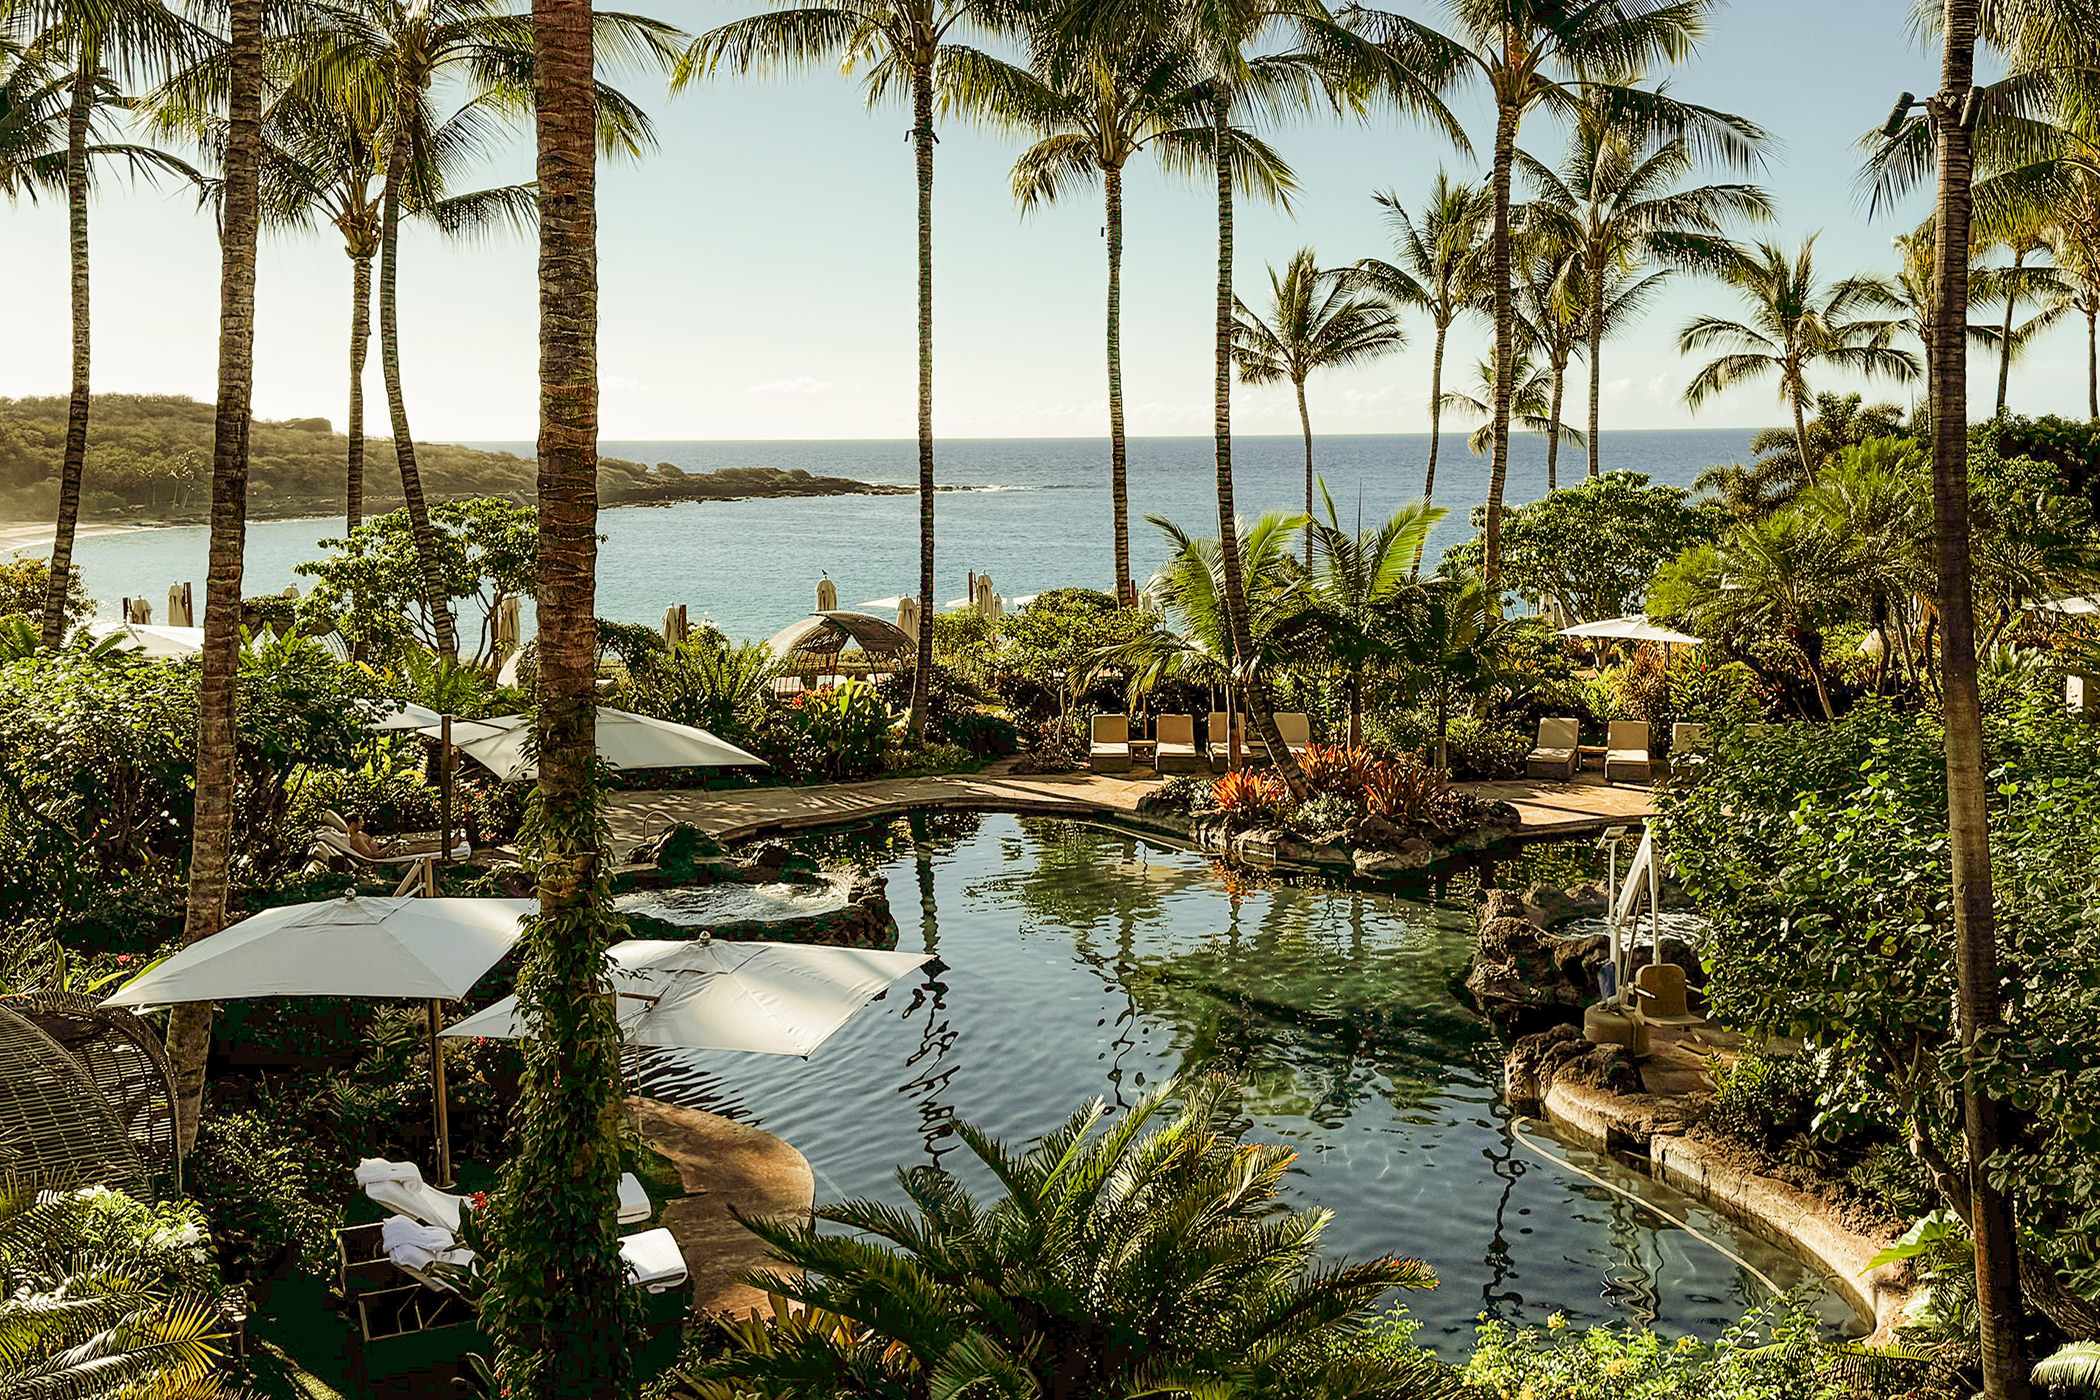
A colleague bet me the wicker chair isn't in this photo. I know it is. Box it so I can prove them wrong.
[3,992,178,1187]
[0,1003,149,1197]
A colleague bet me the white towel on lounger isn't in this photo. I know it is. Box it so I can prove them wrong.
[356,1157,424,1187]
[381,1215,473,1272]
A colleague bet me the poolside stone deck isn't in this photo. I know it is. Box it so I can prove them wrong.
[626,1097,814,1318]
[606,761,1654,858]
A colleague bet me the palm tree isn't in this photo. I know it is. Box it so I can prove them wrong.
[1509,230,1583,490]
[12,0,198,648]
[2061,211,2100,417]
[1521,110,1770,476]
[1438,347,1584,461]
[1347,172,1488,545]
[950,29,1281,607]
[1393,576,1522,772]
[689,1078,1457,1399]
[1232,246,1406,563]
[315,0,675,659]
[165,0,264,1157]
[1981,217,2069,416]
[1678,236,1919,477]
[678,0,999,737]
[1342,0,1762,592]
[1301,483,1443,744]
[1882,227,2028,374]
[477,0,635,1387]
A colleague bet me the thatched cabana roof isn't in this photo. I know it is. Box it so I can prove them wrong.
[765,610,914,661]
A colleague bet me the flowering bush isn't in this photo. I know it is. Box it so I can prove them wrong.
[754,681,894,780]
[1209,770,1291,827]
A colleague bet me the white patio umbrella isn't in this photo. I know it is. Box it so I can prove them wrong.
[87,621,204,658]
[443,937,929,1057]
[427,708,765,783]
[857,596,908,611]
[366,700,444,732]
[1557,615,1701,647]
[2035,594,2100,615]
[103,895,533,1182]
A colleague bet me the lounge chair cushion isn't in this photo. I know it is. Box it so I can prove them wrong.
[617,1173,651,1226]
[359,1156,650,1231]
[620,1227,688,1293]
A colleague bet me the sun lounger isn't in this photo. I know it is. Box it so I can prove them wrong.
[1669,722,1709,774]
[1604,720,1651,784]
[1525,718,1581,780]
[374,1213,687,1296]
[1153,714,1205,774]
[1088,714,1132,773]
[619,1227,689,1293]
[1270,712,1312,757]
[357,1157,651,1231]
[1205,711,1243,770]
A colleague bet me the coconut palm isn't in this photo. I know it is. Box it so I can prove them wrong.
[1438,347,1584,461]
[1232,246,1406,563]
[677,0,1007,737]
[689,1078,1459,1399]
[1678,236,1919,477]
[1520,109,1770,477]
[9,0,200,649]
[1347,172,1489,542]
[309,0,677,659]
[1300,483,1444,744]
[2060,209,2100,417]
[948,29,1284,607]
[1341,0,1763,591]
[1509,230,1583,491]
[1881,227,2037,371]
[165,0,265,1155]
[476,0,635,1387]
[1393,576,1523,772]
[1984,210,2067,415]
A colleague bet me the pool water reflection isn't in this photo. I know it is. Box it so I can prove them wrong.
[629,812,1859,1349]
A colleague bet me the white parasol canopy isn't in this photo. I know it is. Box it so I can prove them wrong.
[2035,594,2100,615]
[857,596,908,611]
[102,896,533,1008]
[366,700,444,732]
[1557,614,1701,646]
[443,937,929,1057]
[425,709,765,782]
[87,622,205,658]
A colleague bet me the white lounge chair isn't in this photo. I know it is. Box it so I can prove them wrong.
[375,1214,687,1296]
[619,1226,689,1293]
[1604,720,1652,784]
[1270,712,1312,757]
[1088,714,1132,773]
[1153,714,1204,774]
[1205,711,1245,771]
[357,1157,651,1231]
[1525,718,1581,780]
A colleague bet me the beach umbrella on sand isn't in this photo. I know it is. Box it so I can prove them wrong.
[443,937,929,1057]
[104,894,534,1183]
[429,709,764,783]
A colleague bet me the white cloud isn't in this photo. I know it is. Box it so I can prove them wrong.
[1604,377,1634,401]
[1647,372,1673,403]
[603,374,650,393]
[745,376,834,396]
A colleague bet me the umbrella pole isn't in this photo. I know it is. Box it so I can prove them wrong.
[429,997,453,1187]
[439,715,454,867]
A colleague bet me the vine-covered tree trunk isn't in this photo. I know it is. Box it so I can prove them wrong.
[166,0,263,1153]
[908,60,935,738]
[1929,6,2027,1396]
[1106,163,1133,606]
[347,254,373,532]
[481,0,635,1390]
[1295,377,1313,566]
[44,65,95,650]
[377,123,460,657]
[1210,101,1302,800]
[1482,102,1519,594]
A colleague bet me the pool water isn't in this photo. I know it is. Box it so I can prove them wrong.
[615,878,851,926]
[629,813,1859,1350]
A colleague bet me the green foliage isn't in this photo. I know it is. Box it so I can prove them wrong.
[1440,715,1531,780]
[294,498,537,665]
[1658,702,2100,1292]
[754,682,893,781]
[992,587,1155,724]
[690,1078,1458,1400]
[1703,1052,1822,1152]
[1442,472,1720,621]
[0,555,91,623]
[0,1183,235,1400]
[618,634,777,739]
[2034,1340,2100,1395]
[1695,393,1910,520]
[184,1109,339,1282]
[874,660,1000,751]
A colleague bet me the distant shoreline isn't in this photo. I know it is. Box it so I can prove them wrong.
[0,520,145,554]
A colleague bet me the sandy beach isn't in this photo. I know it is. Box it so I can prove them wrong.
[0,520,146,555]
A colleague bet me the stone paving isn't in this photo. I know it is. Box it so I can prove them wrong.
[606,761,1655,858]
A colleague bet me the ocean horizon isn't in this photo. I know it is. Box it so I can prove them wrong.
[61,427,1755,642]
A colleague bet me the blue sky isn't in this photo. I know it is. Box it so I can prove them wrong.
[2,0,2076,442]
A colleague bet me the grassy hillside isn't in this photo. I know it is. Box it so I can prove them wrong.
[0,394,899,525]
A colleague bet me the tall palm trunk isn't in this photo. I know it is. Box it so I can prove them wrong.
[1545,353,1566,492]
[165,0,264,1154]
[1930,7,2027,1396]
[1106,163,1133,606]
[1295,376,1313,566]
[1211,101,1302,800]
[377,121,459,657]
[1587,297,1604,476]
[482,0,634,1388]
[347,253,373,531]
[1791,385,1812,479]
[907,61,935,738]
[43,66,95,650]
[1414,317,1448,577]
[2087,305,2097,419]
[1994,247,2024,417]
[1482,100,1518,595]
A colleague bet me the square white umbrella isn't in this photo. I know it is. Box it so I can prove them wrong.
[426,709,765,783]
[1557,614,1701,646]
[365,700,445,732]
[442,937,930,1057]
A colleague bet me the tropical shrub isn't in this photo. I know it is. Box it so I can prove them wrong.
[1363,754,1448,826]
[1703,1051,1824,1152]
[0,1183,236,1399]
[1289,792,1358,837]
[620,634,775,740]
[754,682,893,781]
[0,555,91,623]
[684,1079,1456,1400]
[185,1108,340,1282]
[1440,715,1531,780]
[874,659,999,749]
[990,587,1159,725]
[1210,769,1292,827]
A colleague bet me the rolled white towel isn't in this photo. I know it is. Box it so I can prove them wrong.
[356,1158,424,1187]
[380,1214,469,1272]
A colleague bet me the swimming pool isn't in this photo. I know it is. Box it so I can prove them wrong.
[629,812,1858,1350]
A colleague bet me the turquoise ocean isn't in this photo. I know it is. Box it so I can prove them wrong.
[61,428,1753,642]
